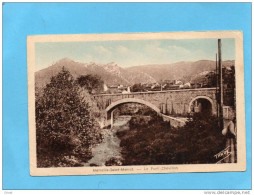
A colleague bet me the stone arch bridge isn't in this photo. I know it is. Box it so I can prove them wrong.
[92,88,217,127]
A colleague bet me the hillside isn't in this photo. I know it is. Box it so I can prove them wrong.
[35,58,156,89]
[127,60,235,82]
[35,58,235,89]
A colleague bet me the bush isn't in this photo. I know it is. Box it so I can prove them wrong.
[172,113,226,164]
[117,111,225,165]
[105,157,122,166]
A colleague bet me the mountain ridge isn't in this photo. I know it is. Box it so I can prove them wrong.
[127,60,234,82]
[35,58,235,89]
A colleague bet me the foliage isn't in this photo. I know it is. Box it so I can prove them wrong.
[117,111,226,165]
[205,71,217,87]
[222,66,235,106]
[131,83,146,92]
[112,103,154,119]
[203,66,235,106]
[77,74,104,94]
[36,68,102,167]
[105,157,122,166]
[171,113,226,163]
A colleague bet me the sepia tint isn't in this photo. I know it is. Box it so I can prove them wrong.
[27,31,246,176]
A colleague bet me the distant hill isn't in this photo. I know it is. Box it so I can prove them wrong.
[127,60,235,83]
[35,58,235,89]
[35,58,157,89]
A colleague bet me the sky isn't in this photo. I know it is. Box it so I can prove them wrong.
[35,38,235,71]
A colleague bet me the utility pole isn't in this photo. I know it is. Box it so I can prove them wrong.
[218,39,224,128]
[215,53,219,118]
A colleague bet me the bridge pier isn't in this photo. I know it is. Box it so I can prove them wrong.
[110,110,114,128]
[94,88,217,117]
[105,110,114,129]
[94,88,217,128]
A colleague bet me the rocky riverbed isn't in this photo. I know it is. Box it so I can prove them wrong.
[84,115,131,167]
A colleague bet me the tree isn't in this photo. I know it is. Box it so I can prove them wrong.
[222,66,235,106]
[77,74,104,94]
[205,71,217,87]
[171,113,226,164]
[131,83,146,92]
[117,111,225,165]
[36,68,102,167]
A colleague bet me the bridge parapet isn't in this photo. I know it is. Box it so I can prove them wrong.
[93,87,217,97]
[93,88,217,117]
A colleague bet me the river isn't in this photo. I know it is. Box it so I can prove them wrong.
[84,115,132,167]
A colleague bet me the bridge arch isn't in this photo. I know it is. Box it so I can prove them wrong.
[106,98,161,114]
[188,96,215,115]
[105,98,189,128]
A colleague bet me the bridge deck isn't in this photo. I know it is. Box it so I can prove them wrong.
[93,87,216,97]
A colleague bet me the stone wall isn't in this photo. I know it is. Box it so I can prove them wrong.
[93,88,217,117]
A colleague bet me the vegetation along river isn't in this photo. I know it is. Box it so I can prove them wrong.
[84,115,132,166]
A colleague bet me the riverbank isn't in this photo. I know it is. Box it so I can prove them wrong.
[117,113,226,165]
[84,116,131,167]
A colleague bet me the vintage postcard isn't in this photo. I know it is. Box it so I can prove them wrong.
[27,31,246,176]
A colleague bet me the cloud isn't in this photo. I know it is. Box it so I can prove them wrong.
[79,42,210,67]
[93,46,112,55]
[76,54,94,63]
[116,45,129,54]
[167,45,191,55]
[92,45,113,62]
